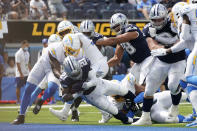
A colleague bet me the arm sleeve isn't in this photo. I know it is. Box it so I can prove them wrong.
[170,40,188,53]
[154,35,179,45]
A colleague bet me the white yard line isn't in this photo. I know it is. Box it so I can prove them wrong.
[0,104,92,109]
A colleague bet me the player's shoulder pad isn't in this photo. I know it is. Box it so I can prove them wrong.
[93,32,104,38]
[78,57,91,67]
[181,5,192,15]
[124,24,138,33]
[142,23,151,35]
[60,72,68,82]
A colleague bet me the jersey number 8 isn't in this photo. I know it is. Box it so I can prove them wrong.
[121,42,136,55]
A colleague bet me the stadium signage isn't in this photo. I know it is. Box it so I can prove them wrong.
[4,20,148,43]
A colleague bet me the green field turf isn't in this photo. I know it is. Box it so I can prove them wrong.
[0,103,196,128]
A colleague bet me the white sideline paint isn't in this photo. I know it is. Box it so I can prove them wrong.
[0,103,190,109]
[0,104,92,109]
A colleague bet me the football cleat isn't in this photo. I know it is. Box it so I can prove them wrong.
[10,115,25,125]
[98,113,113,123]
[186,119,197,127]
[132,112,152,125]
[183,114,197,123]
[71,110,79,122]
[33,98,44,115]
[49,108,68,121]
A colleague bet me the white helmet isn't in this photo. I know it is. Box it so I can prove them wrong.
[171,2,188,28]
[190,0,197,4]
[57,20,74,39]
[149,4,168,30]
[62,34,81,57]
[48,34,61,44]
[110,13,128,34]
[63,56,82,80]
[80,20,95,37]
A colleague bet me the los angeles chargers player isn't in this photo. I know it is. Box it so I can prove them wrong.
[132,4,186,125]
[51,55,133,124]
[28,34,62,108]
[11,33,82,125]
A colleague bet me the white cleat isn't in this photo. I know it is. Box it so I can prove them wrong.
[98,113,113,123]
[132,112,152,125]
[168,105,179,117]
[49,108,68,121]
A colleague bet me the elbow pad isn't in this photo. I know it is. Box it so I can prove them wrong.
[180,24,191,41]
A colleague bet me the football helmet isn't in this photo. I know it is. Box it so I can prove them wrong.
[48,34,61,44]
[110,13,128,34]
[57,20,74,39]
[149,4,168,30]
[62,34,81,57]
[80,20,95,37]
[63,56,82,80]
[171,2,188,28]
[190,0,197,4]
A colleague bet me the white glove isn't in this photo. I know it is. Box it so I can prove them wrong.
[149,27,156,38]
[151,48,167,57]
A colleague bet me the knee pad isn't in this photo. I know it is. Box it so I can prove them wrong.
[168,83,181,95]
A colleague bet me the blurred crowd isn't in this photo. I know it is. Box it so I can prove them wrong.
[0,0,188,20]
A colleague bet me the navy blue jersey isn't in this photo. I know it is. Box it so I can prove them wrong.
[59,57,91,94]
[120,24,151,63]
[143,19,186,63]
[90,32,104,44]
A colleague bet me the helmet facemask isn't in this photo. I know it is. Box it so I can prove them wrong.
[150,17,167,30]
[58,28,72,39]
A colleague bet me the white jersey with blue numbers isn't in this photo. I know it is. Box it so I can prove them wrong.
[182,4,197,33]
[119,24,151,64]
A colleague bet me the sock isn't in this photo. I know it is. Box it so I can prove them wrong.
[62,102,72,114]
[20,82,37,114]
[113,111,129,124]
[142,98,153,112]
[171,92,182,105]
[29,87,42,106]
[134,92,144,103]
[41,82,58,101]
[124,91,136,101]
[71,97,82,111]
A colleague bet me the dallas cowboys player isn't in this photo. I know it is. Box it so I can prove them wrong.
[96,13,153,86]
[51,55,133,124]
[132,4,186,125]
[151,1,197,127]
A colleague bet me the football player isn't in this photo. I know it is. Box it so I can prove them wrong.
[133,4,186,125]
[50,55,133,124]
